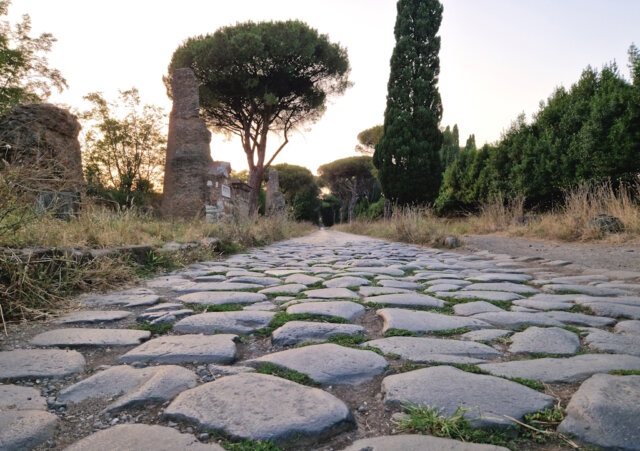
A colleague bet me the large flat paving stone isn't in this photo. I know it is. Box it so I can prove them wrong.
[471,312,563,328]
[0,349,85,381]
[578,301,640,319]
[0,384,47,410]
[468,273,533,283]
[271,321,365,346]
[438,291,523,302]
[177,281,264,291]
[174,311,275,334]
[558,374,640,450]
[284,273,323,285]
[64,424,224,451]
[176,291,267,305]
[462,282,539,295]
[511,298,573,311]
[164,373,354,443]
[31,328,150,347]
[341,434,510,451]
[287,301,365,321]
[509,326,580,355]
[81,292,162,307]
[378,279,422,290]
[346,266,404,276]
[0,410,58,451]
[303,287,359,299]
[57,365,197,412]
[364,336,500,364]
[461,329,512,342]
[118,334,237,364]
[246,343,387,385]
[359,286,411,296]
[364,293,444,308]
[227,276,281,286]
[53,310,132,324]
[378,308,492,334]
[382,366,554,427]
[453,301,503,316]
[615,320,640,335]
[543,284,624,296]
[479,353,640,383]
[324,276,371,288]
[584,329,640,356]
[540,310,616,327]
[259,284,307,295]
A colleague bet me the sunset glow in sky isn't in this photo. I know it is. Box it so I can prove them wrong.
[10,0,640,174]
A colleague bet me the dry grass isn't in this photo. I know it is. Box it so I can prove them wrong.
[335,182,640,246]
[335,206,463,247]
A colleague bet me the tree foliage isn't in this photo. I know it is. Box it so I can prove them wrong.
[318,156,379,223]
[355,124,383,155]
[167,20,351,215]
[435,48,640,214]
[81,88,166,207]
[0,1,66,115]
[267,163,320,222]
[374,0,444,205]
[439,124,460,170]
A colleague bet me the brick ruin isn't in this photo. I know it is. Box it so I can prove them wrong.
[161,68,255,221]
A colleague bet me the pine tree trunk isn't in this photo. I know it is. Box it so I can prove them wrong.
[248,168,264,216]
[348,180,358,223]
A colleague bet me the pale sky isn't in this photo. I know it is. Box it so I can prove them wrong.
[9,0,640,174]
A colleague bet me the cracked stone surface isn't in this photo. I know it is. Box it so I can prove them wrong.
[164,373,354,442]
[246,343,387,385]
[7,229,640,450]
[382,366,554,427]
[57,365,197,412]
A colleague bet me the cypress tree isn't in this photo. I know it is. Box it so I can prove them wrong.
[374,0,444,205]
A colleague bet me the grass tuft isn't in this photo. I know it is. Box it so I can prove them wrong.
[134,322,173,335]
[609,369,640,376]
[507,377,545,391]
[186,303,245,313]
[254,362,317,386]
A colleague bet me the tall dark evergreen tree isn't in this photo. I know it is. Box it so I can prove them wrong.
[374,0,444,205]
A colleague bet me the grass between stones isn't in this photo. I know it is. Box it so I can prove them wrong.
[396,403,572,450]
[609,369,640,376]
[569,304,596,315]
[186,303,245,312]
[306,281,324,289]
[206,431,282,451]
[253,312,348,337]
[254,362,318,386]
[134,322,172,335]
[507,377,546,391]
[430,327,472,337]
[561,325,583,335]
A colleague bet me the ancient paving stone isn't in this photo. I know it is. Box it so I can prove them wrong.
[177,281,263,292]
[574,295,640,306]
[453,301,504,316]
[176,291,266,305]
[382,366,554,427]
[0,385,46,410]
[118,334,237,364]
[462,282,539,295]
[359,286,411,296]
[303,287,360,299]
[271,321,365,346]
[377,308,492,334]
[364,336,500,364]
[346,266,405,276]
[511,298,573,311]
[468,273,533,283]
[287,301,365,321]
[0,349,85,381]
[509,326,580,355]
[584,329,640,356]
[542,284,624,296]
[174,311,275,334]
[439,290,523,302]
[225,269,263,277]
[460,329,512,342]
[83,292,162,307]
[144,302,184,312]
[364,293,444,308]
[57,365,197,412]
[208,364,255,378]
[614,320,640,335]
[378,279,422,290]
[31,328,150,347]
[551,275,609,284]
[53,310,132,324]
[265,268,308,276]
[193,274,227,282]
[137,308,194,323]
[479,353,640,383]
[541,310,616,327]
[227,276,281,286]
[0,410,58,451]
[243,301,278,311]
[423,278,470,286]
[247,343,387,385]
[259,283,307,295]
[425,283,462,293]
[342,434,511,451]
[164,373,354,442]
[471,312,564,328]
[324,276,371,288]
[146,275,191,289]
[64,424,224,451]
[578,301,640,319]
[558,374,640,450]
[284,273,323,285]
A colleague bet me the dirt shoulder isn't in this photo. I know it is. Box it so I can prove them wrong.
[462,233,640,273]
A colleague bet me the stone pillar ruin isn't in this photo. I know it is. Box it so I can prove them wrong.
[265,168,286,216]
[161,68,213,218]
